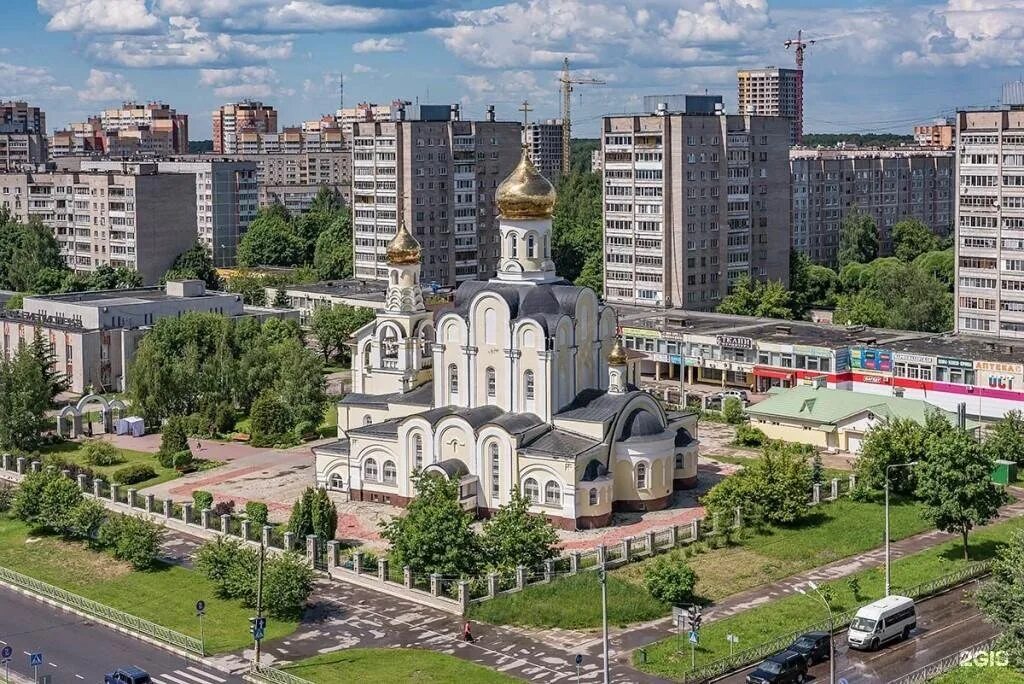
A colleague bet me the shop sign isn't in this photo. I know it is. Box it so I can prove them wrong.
[936,356,973,370]
[834,349,850,372]
[621,327,661,340]
[794,344,830,357]
[850,347,892,372]
[892,352,936,365]
[715,335,753,350]
[975,360,1024,391]
[862,375,886,384]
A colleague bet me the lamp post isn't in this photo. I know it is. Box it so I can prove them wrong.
[599,565,610,684]
[885,461,918,596]
[798,581,834,684]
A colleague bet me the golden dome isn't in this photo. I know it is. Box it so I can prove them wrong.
[386,218,421,265]
[608,337,628,365]
[496,146,557,220]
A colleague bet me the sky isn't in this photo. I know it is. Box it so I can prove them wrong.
[2,0,1024,139]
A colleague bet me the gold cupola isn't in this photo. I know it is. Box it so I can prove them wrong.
[608,337,628,365]
[386,218,421,265]
[496,146,557,219]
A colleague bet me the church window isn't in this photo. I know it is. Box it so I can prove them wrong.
[446,324,458,343]
[383,460,397,484]
[390,271,398,285]
[490,443,500,497]
[527,234,536,258]
[363,415,372,426]
[414,435,423,469]
[675,453,684,469]
[524,477,539,503]
[363,342,371,368]
[588,488,598,506]
[448,363,459,394]
[330,473,345,490]
[486,367,496,397]
[364,458,379,481]
[524,370,535,401]
[509,233,518,257]
[484,308,496,344]
[544,480,561,505]
[522,329,535,349]
[636,462,647,489]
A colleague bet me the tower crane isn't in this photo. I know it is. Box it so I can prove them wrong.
[783,29,815,70]
[559,57,605,176]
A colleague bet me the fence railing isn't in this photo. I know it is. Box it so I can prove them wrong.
[887,636,999,684]
[0,565,204,656]
[249,662,314,684]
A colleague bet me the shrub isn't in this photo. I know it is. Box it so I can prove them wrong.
[202,401,236,436]
[0,481,14,513]
[157,449,194,470]
[293,420,315,440]
[245,501,269,529]
[192,490,214,511]
[263,552,315,620]
[68,499,108,542]
[250,392,292,447]
[733,424,767,447]
[111,464,156,485]
[39,475,84,535]
[702,441,814,527]
[643,553,698,605]
[722,397,745,425]
[98,514,164,570]
[82,440,124,466]
[195,536,244,594]
[41,455,97,484]
[12,470,58,523]
[223,545,260,606]
[212,500,236,516]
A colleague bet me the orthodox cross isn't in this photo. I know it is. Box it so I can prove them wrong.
[519,100,533,128]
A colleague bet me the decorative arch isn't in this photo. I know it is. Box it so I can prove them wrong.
[59,393,119,438]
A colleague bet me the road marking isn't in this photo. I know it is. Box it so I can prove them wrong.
[187,666,226,682]
[47,662,57,667]
[171,669,215,683]
[75,675,84,680]
[158,673,193,684]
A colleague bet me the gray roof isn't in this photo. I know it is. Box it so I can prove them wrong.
[675,427,695,447]
[339,392,391,408]
[520,428,600,458]
[313,438,350,456]
[581,458,610,482]
[417,404,506,428]
[340,381,433,409]
[435,279,594,335]
[556,387,643,422]
[425,458,469,479]
[347,418,401,438]
[487,412,545,434]
[618,408,666,441]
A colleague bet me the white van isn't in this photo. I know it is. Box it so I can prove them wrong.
[847,595,916,650]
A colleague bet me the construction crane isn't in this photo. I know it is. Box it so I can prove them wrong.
[559,57,605,176]
[783,29,815,69]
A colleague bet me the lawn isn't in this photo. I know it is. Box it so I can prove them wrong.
[40,441,179,489]
[636,515,1024,680]
[284,649,519,683]
[0,516,297,653]
[934,663,1024,683]
[471,495,930,629]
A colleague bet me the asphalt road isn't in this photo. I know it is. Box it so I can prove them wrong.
[719,582,995,683]
[0,585,242,684]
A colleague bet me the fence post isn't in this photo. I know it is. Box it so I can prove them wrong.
[163,498,172,518]
[831,478,839,500]
[488,572,499,598]
[849,473,857,492]
[646,529,657,554]
[404,565,412,589]
[283,531,295,550]
[353,552,363,574]
[622,537,632,563]
[240,520,251,541]
[378,558,389,583]
[596,544,607,567]
[92,478,103,498]
[304,534,317,565]
[127,488,137,509]
[109,483,120,504]
[430,573,440,596]
[145,493,155,513]
[77,473,88,491]
[812,483,821,505]
[458,580,469,613]
[1,453,9,471]
[326,541,339,571]
[31,461,41,473]
[61,468,71,480]
[516,565,527,591]
[669,524,679,547]
[200,508,211,529]
[570,552,580,574]
[692,517,702,540]
[16,457,25,475]
[734,506,742,529]
[544,559,555,582]
[221,514,231,535]
[262,525,272,547]
[181,502,192,524]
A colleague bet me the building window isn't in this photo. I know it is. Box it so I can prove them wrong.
[363,415,372,426]
[636,462,647,489]
[486,367,496,397]
[524,477,539,503]
[588,488,598,506]
[364,458,378,482]
[524,370,535,401]
[544,480,561,505]
[329,473,344,490]
[509,234,518,257]
[448,363,459,394]
[383,460,397,484]
[490,443,500,497]
[675,453,684,469]
[414,435,423,469]
[527,234,536,258]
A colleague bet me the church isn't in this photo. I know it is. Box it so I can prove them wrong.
[313,148,699,529]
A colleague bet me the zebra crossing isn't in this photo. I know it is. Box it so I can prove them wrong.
[149,666,228,684]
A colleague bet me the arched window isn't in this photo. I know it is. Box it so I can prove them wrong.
[636,462,647,489]
[381,328,398,359]
[383,460,397,484]
[588,488,598,506]
[446,324,458,343]
[524,477,539,503]
[490,443,500,497]
[363,415,373,426]
[362,342,371,368]
[330,473,345,490]
[527,234,536,258]
[486,367,496,397]
[414,435,423,469]
[508,233,518,257]
[484,308,496,345]
[448,363,459,394]
[420,327,432,360]
[544,480,561,505]
[390,271,398,285]
[675,453,684,470]
[524,370,535,401]
[364,458,378,481]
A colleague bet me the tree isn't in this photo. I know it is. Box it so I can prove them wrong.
[0,343,52,451]
[854,417,927,494]
[984,410,1024,466]
[250,391,293,447]
[88,264,142,290]
[913,249,954,289]
[702,442,813,527]
[310,305,373,364]
[480,485,559,574]
[838,210,879,267]
[833,260,951,332]
[39,476,85,536]
[916,428,1007,560]
[67,499,107,543]
[892,219,942,263]
[98,514,165,570]
[194,536,244,590]
[575,251,603,294]
[238,212,305,267]
[163,242,222,290]
[975,530,1024,669]
[27,328,67,400]
[157,416,192,468]
[273,339,327,428]
[226,271,268,306]
[722,397,744,424]
[309,488,338,542]
[245,501,269,529]
[287,487,316,540]
[312,211,354,280]
[263,552,315,619]
[380,473,481,576]
[718,275,795,319]
[551,171,602,283]
[7,221,65,292]
[643,552,698,605]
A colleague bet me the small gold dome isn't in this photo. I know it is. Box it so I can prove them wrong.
[386,219,421,265]
[496,147,557,220]
[608,337,628,365]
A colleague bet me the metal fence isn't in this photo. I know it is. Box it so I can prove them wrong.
[0,565,204,656]
[887,637,999,684]
[249,662,314,684]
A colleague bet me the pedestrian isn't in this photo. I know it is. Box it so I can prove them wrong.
[462,620,475,643]
[196,440,202,451]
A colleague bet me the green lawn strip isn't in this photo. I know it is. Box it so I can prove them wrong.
[283,648,519,683]
[40,442,178,488]
[317,402,339,438]
[635,516,1024,681]
[0,516,296,653]
[934,664,1024,683]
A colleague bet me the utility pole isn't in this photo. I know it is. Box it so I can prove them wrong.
[558,57,605,177]
[254,541,265,665]
[599,566,610,684]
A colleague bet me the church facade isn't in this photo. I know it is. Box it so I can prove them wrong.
[313,148,699,530]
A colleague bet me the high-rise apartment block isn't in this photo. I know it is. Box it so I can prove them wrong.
[0,101,47,171]
[914,120,956,148]
[213,101,278,154]
[50,102,188,159]
[337,102,394,135]
[99,102,189,154]
[0,164,196,283]
[351,105,521,285]
[524,119,563,183]
[737,67,802,145]
[601,111,791,309]
[790,148,954,265]
[954,109,1024,338]
[233,125,345,154]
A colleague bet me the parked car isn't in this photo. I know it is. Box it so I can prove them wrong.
[105,666,151,684]
[848,595,916,650]
[718,389,750,404]
[787,631,831,665]
[745,649,808,683]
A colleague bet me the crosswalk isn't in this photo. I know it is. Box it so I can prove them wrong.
[149,666,228,684]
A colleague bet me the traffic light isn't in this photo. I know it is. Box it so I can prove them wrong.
[692,606,703,631]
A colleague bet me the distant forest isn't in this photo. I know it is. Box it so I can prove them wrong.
[802,133,915,148]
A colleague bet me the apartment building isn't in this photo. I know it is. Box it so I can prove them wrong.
[914,120,956,149]
[954,108,1024,338]
[737,67,802,145]
[0,164,196,284]
[213,101,278,154]
[99,102,189,154]
[601,111,791,310]
[234,125,345,154]
[524,119,563,183]
[790,147,954,265]
[337,102,394,136]
[249,152,350,213]
[0,101,47,171]
[351,104,521,286]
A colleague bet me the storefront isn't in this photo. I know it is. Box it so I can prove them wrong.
[754,365,794,392]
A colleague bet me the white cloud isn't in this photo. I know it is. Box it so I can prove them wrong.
[896,0,1024,68]
[78,68,137,102]
[352,37,406,53]
[39,0,161,34]
[198,66,288,99]
[352,63,376,74]
[0,62,74,101]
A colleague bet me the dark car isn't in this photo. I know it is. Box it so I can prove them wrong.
[104,666,151,684]
[745,649,809,684]
[788,631,832,665]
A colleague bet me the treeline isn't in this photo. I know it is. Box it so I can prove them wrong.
[802,133,917,148]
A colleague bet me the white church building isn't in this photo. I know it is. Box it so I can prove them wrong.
[313,148,699,529]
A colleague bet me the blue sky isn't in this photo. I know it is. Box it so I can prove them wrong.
[3,0,1023,138]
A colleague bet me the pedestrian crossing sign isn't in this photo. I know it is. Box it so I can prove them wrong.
[688,631,699,644]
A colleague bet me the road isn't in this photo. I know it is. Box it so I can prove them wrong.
[0,585,242,684]
[719,582,994,683]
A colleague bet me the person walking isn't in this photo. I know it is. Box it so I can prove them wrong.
[462,620,475,643]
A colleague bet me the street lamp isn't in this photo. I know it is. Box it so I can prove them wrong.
[797,581,835,684]
[885,461,918,596]
[599,566,610,684]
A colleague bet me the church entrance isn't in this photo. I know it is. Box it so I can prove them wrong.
[423,459,479,512]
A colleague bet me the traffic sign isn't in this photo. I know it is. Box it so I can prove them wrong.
[195,600,206,615]
[29,652,43,667]
[688,631,699,645]
[574,654,582,666]
[253,627,265,641]
[839,679,849,684]
[726,634,739,643]
[0,645,11,660]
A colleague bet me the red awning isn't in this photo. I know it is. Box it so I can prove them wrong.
[754,366,793,380]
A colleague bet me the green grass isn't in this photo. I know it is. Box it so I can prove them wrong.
[317,402,339,438]
[40,441,178,489]
[284,649,519,683]
[636,515,1024,680]
[707,452,851,480]
[934,663,1024,683]
[468,572,667,630]
[0,516,297,653]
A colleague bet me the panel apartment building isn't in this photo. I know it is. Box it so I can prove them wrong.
[524,119,563,184]
[0,164,196,284]
[0,101,47,171]
[601,111,792,310]
[737,67,802,145]
[50,102,188,158]
[790,147,954,265]
[351,104,521,286]
[954,108,1024,338]
[213,101,278,154]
